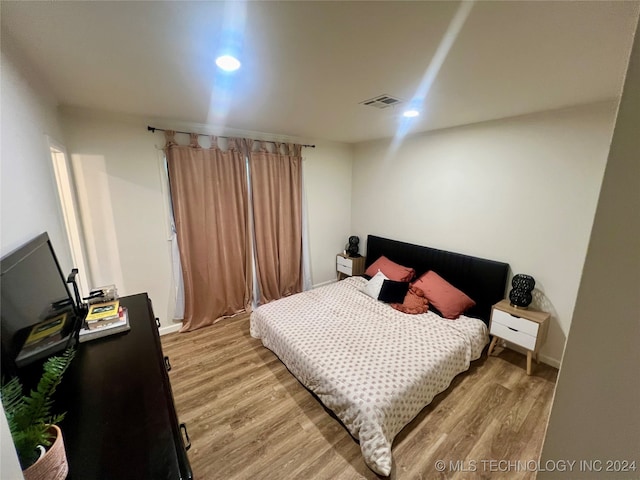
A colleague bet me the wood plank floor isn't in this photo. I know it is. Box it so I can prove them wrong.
[161,313,558,480]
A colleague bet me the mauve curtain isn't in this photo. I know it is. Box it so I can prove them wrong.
[248,140,303,304]
[165,131,252,331]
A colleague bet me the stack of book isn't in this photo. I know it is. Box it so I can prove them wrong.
[79,299,130,343]
[15,312,73,367]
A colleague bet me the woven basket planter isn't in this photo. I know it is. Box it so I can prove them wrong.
[22,425,69,480]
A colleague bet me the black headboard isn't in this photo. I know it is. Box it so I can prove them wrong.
[365,235,509,325]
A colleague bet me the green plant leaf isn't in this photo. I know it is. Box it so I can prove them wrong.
[0,347,76,469]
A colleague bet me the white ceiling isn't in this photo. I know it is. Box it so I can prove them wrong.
[2,1,638,144]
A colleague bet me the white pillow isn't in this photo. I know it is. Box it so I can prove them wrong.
[362,270,388,299]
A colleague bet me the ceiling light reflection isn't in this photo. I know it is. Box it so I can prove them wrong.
[215,55,241,72]
[386,0,475,160]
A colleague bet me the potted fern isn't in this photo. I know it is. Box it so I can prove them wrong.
[1,348,76,479]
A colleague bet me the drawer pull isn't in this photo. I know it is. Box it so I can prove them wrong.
[164,356,172,372]
[507,327,518,332]
[180,423,191,451]
[509,314,521,319]
[156,317,161,328]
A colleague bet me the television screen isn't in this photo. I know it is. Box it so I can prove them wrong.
[1,232,79,373]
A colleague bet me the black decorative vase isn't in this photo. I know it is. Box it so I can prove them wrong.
[509,274,535,309]
[346,236,360,257]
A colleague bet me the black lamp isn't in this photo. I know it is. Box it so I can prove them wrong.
[509,274,535,309]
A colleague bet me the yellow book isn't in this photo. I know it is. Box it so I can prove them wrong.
[85,300,120,322]
[24,314,67,345]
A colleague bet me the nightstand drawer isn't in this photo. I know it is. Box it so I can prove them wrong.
[337,262,353,275]
[337,255,352,268]
[490,321,537,350]
[491,308,539,337]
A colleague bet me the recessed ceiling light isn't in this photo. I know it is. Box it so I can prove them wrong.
[403,109,420,118]
[215,55,241,72]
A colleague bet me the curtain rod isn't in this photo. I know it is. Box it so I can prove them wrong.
[147,125,316,148]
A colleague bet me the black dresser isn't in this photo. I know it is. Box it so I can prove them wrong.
[56,293,192,479]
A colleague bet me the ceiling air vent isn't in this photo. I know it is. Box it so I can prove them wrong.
[359,94,403,109]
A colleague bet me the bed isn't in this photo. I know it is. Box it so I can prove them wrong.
[250,235,509,476]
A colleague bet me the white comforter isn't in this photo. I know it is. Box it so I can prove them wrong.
[250,276,488,476]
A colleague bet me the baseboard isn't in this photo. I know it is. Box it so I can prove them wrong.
[312,279,337,289]
[159,322,182,336]
[538,353,561,369]
[501,340,562,369]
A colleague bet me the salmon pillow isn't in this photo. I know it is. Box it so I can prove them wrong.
[391,286,429,315]
[364,256,415,282]
[412,270,475,319]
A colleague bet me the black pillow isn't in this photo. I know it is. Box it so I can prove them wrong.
[377,280,410,303]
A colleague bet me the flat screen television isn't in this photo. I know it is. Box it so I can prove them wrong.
[1,232,81,376]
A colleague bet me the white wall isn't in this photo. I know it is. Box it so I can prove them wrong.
[0,35,71,268]
[0,407,22,480]
[302,142,353,286]
[59,108,354,328]
[540,22,639,478]
[60,109,180,328]
[351,102,617,366]
[0,32,70,480]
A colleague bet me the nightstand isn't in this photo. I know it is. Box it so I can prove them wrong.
[487,299,550,375]
[336,254,366,280]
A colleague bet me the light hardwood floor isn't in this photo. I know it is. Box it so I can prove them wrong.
[161,313,558,480]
